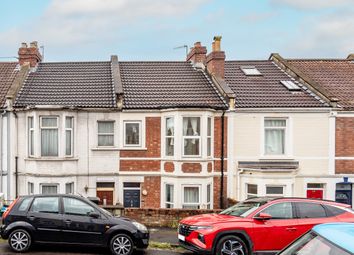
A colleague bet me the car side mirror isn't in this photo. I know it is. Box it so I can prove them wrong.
[88,211,100,219]
[254,212,272,221]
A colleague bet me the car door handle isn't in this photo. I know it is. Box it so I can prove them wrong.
[65,219,72,225]
[286,227,297,232]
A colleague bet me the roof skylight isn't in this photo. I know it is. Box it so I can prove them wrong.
[280,80,301,91]
[240,66,262,76]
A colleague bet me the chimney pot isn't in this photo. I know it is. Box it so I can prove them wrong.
[30,41,38,48]
[187,41,207,65]
[213,36,222,52]
[21,42,28,48]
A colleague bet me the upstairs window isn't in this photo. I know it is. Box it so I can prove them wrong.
[28,117,34,157]
[98,121,114,146]
[280,80,301,91]
[264,119,287,155]
[183,117,201,156]
[124,121,141,146]
[41,117,59,156]
[241,66,262,76]
[207,117,212,157]
[165,117,174,156]
[65,117,73,156]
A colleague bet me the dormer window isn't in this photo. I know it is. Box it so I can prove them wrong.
[240,66,262,76]
[280,80,301,91]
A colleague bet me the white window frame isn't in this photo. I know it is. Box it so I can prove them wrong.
[40,116,59,157]
[123,121,142,147]
[65,182,74,194]
[165,183,174,208]
[263,118,287,156]
[97,120,115,147]
[182,185,201,209]
[65,116,74,157]
[265,185,285,197]
[206,183,212,209]
[207,117,212,157]
[165,117,175,157]
[28,182,34,195]
[246,184,258,198]
[28,116,34,157]
[182,116,202,157]
[40,183,59,194]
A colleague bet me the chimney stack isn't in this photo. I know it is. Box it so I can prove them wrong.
[206,36,225,79]
[187,42,207,65]
[347,54,354,60]
[18,41,42,67]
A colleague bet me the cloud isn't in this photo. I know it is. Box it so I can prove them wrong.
[240,12,276,23]
[0,0,210,48]
[282,11,354,57]
[270,0,353,10]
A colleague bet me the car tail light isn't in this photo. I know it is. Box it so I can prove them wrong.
[2,198,18,220]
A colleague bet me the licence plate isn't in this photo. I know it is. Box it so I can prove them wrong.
[178,234,185,241]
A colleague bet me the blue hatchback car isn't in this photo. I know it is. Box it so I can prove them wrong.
[278,223,354,255]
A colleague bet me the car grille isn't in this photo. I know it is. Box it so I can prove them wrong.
[179,224,193,236]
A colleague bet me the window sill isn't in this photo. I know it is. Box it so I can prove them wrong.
[25,157,79,161]
[91,147,120,151]
[120,147,148,151]
[259,156,295,161]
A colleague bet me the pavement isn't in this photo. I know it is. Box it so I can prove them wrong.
[0,228,192,255]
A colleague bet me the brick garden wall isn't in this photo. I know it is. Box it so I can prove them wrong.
[124,208,222,227]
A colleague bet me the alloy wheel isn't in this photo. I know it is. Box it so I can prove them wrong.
[221,239,245,255]
[9,230,31,252]
[112,235,132,255]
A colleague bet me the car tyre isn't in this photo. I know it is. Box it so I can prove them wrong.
[8,229,32,253]
[110,233,134,255]
[215,235,249,255]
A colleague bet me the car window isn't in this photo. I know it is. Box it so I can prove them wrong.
[297,202,327,218]
[259,202,293,219]
[323,205,346,216]
[18,197,33,212]
[63,197,96,216]
[30,197,59,214]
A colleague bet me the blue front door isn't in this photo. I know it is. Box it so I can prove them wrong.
[124,189,140,208]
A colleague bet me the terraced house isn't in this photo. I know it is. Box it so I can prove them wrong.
[12,41,228,209]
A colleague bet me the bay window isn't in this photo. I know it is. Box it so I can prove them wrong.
[264,119,286,155]
[41,184,58,194]
[266,186,284,197]
[207,184,211,209]
[183,117,201,156]
[182,186,200,209]
[41,116,59,156]
[247,184,258,198]
[165,117,174,156]
[165,184,174,208]
[207,117,212,157]
[98,121,114,146]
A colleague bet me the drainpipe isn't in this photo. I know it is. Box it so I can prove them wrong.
[220,110,225,209]
[15,156,18,198]
[14,111,18,198]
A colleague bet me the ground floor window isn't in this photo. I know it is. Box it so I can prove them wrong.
[123,182,141,208]
[182,186,200,209]
[65,182,74,194]
[247,184,258,198]
[165,184,174,208]
[28,182,34,195]
[41,184,58,194]
[266,186,284,197]
[207,184,211,209]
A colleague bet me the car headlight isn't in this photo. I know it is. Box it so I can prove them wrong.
[191,226,212,231]
[132,221,148,232]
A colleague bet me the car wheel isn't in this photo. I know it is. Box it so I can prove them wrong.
[110,233,134,255]
[8,229,32,253]
[215,235,248,255]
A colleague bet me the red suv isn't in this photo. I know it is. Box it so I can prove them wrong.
[178,197,354,255]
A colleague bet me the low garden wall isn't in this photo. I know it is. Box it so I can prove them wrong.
[124,208,222,228]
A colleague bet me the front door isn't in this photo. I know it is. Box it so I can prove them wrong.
[27,196,63,242]
[252,202,299,252]
[124,189,140,208]
[307,189,323,199]
[97,190,114,205]
[61,197,107,245]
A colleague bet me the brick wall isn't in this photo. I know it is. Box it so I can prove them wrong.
[213,176,228,209]
[335,117,354,174]
[124,208,222,227]
[181,163,202,173]
[164,162,174,172]
[141,176,161,208]
[120,160,160,171]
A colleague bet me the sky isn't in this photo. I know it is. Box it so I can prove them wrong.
[0,0,353,62]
